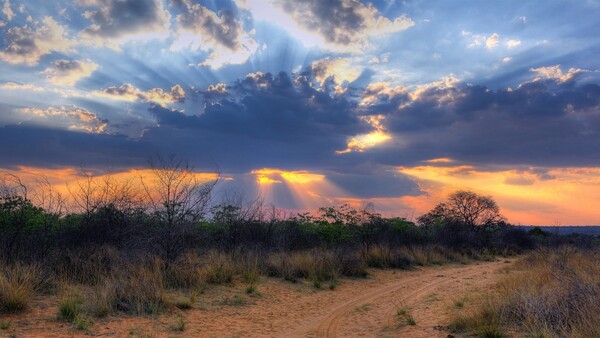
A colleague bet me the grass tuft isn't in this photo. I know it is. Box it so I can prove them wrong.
[0,264,41,313]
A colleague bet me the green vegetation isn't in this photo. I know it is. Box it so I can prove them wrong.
[1,164,598,334]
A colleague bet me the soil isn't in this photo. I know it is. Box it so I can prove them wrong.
[0,258,514,337]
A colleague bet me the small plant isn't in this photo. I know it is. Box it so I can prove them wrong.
[479,327,507,338]
[170,317,186,332]
[74,316,93,331]
[221,294,247,306]
[242,266,261,285]
[312,279,322,289]
[245,284,261,296]
[1,320,11,330]
[353,303,371,313]
[328,278,337,290]
[453,297,466,308]
[394,304,416,327]
[175,299,193,310]
[58,294,82,322]
[448,315,470,333]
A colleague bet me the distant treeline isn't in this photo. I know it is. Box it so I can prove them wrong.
[1,157,599,264]
[517,226,600,236]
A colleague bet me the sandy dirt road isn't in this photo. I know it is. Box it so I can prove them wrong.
[2,259,512,337]
[311,260,509,338]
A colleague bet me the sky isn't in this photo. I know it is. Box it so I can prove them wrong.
[1,0,600,225]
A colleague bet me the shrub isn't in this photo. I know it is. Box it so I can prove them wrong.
[454,248,600,337]
[88,278,117,317]
[203,251,235,285]
[0,263,41,313]
[113,260,166,315]
[163,252,204,289]
[58,289,83,322]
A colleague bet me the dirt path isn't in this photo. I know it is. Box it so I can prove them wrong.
[307,259,510,338]
[2,259,512,337]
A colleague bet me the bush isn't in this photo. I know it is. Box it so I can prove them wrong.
[0,263,41,313]
[113,260,166,315]
[455,248,600,337]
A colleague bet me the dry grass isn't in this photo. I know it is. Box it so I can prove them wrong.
[451,247,600,337]
[0,263,41,313]
[266,249,363,283]
[113,260,167,315]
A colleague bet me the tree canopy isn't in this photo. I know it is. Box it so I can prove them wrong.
[417,190,505,227]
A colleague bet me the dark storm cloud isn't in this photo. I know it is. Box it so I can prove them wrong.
[275,0,413,49]
[172,0,242,50]
[328,171,420,198]
[365,78,600,167]
[0,124,153,168]
[78,0,169,40]
[279,0,365,45]
[145,71,369,172]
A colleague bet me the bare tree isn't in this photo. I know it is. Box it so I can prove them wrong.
[67,169,143,215]
[142,154,219,226]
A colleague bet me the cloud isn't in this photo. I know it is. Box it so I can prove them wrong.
[0,124,152,168]
[311,57,362,86]
[171,0,259,69]
[142,71,368,171]
[0,82,44,91]
[94,83,186,106]
[485,33,500,49]
[506,39,521,48]
[0,17,74,65]
[43,59,99,86]
[530,65,586,83]
[246,0,414,53]
[21,106,108,134]
[78,0,170,46]
[337,115,392,154]
[360,74,600,167]
[2,0,14,21]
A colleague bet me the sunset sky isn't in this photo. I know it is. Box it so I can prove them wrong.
[1,0,599,225]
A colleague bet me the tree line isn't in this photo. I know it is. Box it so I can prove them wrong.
[0,156,591,264]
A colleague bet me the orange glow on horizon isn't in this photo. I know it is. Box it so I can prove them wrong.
[2,164,599,225]
[398,162,600,225]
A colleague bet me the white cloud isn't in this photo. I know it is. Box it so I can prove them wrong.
[486,33,500,49]
[506,39,521,49]
[0,17,74,65]
[21,106,108,133]
[530,65,587,83]
[360,81,406,106]
[2,0,14,21]
[171,0,259,69]
[311,58,362,86]
[94,83,186,106]
[43,59,99,86]
[503,56,512,63]
[0,82,44,91]
[515,16,527,24]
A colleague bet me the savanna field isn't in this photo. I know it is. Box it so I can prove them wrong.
[1,167,599,337]
[1,0,600,337]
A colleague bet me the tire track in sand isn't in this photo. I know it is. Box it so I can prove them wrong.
[315,261,504,338]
